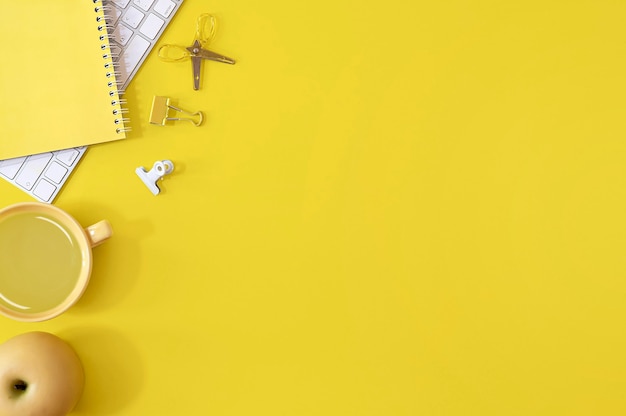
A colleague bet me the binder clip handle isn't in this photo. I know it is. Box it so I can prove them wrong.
[167,104,204,126]
[149,96,203,127]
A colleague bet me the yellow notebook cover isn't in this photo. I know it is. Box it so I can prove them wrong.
[0,0,126,160]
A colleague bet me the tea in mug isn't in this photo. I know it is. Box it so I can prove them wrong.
[0,211,83,313]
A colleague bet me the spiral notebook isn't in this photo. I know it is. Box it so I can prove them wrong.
[0,1,128,161]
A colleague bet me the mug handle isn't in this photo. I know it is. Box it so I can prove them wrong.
[85,220,113,248]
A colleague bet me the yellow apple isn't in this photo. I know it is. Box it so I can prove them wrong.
[0,332,84,416]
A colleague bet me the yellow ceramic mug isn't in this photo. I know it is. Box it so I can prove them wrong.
[0,202,112,322]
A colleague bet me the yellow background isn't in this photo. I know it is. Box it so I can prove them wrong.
[1,0,626,414]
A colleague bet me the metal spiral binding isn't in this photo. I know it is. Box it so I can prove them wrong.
[111,96,127,104]
[114,117,131,125]
[102,52,120,60]
[113,108,130,115]
[94,5,114,14]
[95,0,129,134]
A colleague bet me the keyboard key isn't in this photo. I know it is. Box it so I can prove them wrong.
[45,161,68,184]
[122,6,145,29]
[111,0,131,8]
[134,0,155,12]
[33,180,56,202]
[0,157,26,179]
[117,35,151,88]
[55,149,79,166]
[112,23,134,46]
[15,153,52,190]
[154,0,176,18]
[139,13,165,40]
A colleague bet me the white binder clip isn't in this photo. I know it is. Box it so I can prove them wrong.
[136,160,174,195]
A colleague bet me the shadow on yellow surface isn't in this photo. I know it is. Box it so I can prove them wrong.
[60,326,144,415]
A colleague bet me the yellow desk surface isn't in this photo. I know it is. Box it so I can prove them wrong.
[2,1,626,414]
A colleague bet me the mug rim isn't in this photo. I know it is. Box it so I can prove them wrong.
[0,202,93,322]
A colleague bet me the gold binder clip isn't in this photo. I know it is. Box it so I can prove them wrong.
[149,96,204,127]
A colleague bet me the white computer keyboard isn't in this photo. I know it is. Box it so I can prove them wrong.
[0,0,183,203]
[0,148,88,203]
[107,0,184,90]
